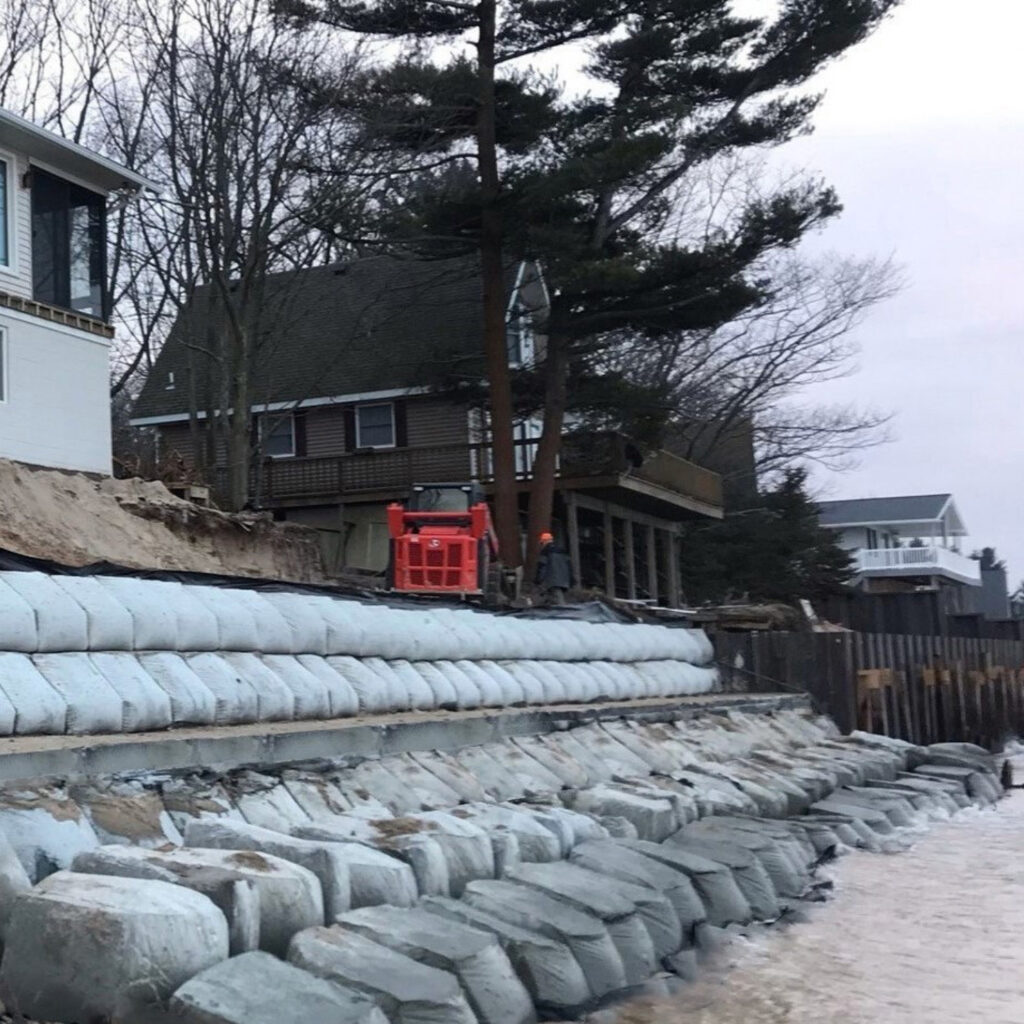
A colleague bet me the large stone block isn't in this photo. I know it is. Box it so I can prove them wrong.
[0,872,228,1022]
[170,951,388,1024]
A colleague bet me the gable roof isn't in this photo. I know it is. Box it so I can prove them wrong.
[0,107,158,194]
[131,256,545,424]
[816,494,966,534]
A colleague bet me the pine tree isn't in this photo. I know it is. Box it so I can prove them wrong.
[678,467,854,604]
[278,0,901,576]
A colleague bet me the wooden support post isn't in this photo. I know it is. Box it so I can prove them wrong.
[667,530,681,608]
[336,501,347,574]
[646,524,658,604]
[565,491,581,593]
[623,518,637,600]
[603,509,615,599]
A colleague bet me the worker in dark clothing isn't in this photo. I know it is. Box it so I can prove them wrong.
[535,531,573,605]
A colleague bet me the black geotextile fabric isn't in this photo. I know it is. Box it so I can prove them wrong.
[0,548,652,624]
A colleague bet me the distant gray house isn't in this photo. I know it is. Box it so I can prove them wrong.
[817,493,982,596]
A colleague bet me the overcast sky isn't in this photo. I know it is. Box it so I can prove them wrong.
[778,0,1024,584]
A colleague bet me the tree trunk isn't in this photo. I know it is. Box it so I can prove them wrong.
[525,330,568,582]
[476,0,521,569]
[226,329,251,512]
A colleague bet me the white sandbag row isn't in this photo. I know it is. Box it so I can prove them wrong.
[0,571,713,665]
[0,649,715,736]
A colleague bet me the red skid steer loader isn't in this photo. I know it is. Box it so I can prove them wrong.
[386,483,500,598]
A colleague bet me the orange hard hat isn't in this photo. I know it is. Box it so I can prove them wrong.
[539,532,554,543]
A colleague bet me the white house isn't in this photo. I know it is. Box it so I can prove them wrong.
[0,108,154,474]
[817,493,981,590]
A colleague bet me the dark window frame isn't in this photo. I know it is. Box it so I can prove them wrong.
[258,412,296,459]
[0,153,11,271]
[355,401,396,449]
[30,166,109,321]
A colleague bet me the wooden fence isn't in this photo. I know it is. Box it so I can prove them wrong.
[715,630,1024,749]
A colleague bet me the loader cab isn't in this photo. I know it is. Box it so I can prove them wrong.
[407,482,486,514]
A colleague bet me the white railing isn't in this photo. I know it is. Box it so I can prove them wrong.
[854,546,981,583]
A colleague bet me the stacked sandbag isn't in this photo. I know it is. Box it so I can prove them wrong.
[0,570,720,738]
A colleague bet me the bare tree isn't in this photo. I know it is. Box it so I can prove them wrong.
[0,0,131,139]
[96,0,368,507]
[592,250,899,482]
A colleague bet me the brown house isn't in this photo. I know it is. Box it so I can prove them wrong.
[131,256,725,604]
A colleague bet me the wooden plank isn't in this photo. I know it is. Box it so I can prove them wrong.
[921,666,937,746]
[896,635,914,743]
[917,634,933,741]
[884,634,903,739]
[954,658,969,741]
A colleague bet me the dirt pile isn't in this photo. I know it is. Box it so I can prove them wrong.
[0,459,325,582]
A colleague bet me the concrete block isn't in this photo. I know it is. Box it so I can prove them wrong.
[71,847,259,954]
[170,950,388,1024]
[0,871,228,1022]
[185,818,351,920]
[70,780,183,847]
[288,925,477,1024]
[337,904,536,1024]
[0,786,98,881]
[0,828,31,941]
[419,895,592,1017]
[72,844,323,956]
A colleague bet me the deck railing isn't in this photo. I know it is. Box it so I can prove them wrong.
[855,546,981,584]
[225,431,723,510]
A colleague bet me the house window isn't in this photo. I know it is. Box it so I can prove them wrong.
[0,156,9,268]
[865,528,879,550]
[31,167,108,320]
[506,302,534,367]
[356,402,396,449]
[259,413,295,458]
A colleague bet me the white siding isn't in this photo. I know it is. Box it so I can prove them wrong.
[0,152,33,299]
[0,309,111,473]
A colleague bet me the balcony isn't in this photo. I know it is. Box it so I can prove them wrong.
[854,546,981,586]
[236,431,723,520]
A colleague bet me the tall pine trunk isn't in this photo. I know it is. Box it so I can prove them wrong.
[525,330,568,582]
[476,0,522,569]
